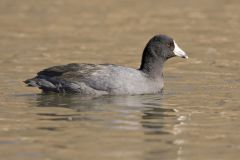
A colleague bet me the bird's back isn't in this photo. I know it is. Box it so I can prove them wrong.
[24,63,163,95]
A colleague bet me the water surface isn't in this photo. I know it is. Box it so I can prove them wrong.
[0,0,240,160]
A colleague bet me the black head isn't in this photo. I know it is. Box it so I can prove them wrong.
[144,34,188,60]
[139,34,188,73]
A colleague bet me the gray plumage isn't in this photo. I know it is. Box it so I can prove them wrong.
[24,34,188,95]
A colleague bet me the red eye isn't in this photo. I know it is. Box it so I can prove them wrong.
[167,43,171,48]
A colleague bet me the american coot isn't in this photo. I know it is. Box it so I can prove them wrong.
[24,34,188,95]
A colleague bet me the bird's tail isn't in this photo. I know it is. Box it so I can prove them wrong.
[24,78,40,87]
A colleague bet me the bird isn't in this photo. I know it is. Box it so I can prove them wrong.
[24,34,188,95]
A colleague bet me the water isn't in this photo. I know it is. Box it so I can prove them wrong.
[0,0,240,160]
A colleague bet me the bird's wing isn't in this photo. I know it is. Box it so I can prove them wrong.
[24,63,113,93]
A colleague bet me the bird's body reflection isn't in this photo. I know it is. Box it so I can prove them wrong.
[29,93,185,160]
[35,93,164,109]
[34,93,180,133]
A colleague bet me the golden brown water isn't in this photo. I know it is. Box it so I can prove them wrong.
[0,0,240,159]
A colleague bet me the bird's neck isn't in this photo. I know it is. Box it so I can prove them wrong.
[139,47,165,79]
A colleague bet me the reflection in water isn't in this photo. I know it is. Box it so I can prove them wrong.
[142,107,176,135]
[34,93,167,121]
[35,93,163,109]
[32,93,186,160]
[141,103,186,160]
